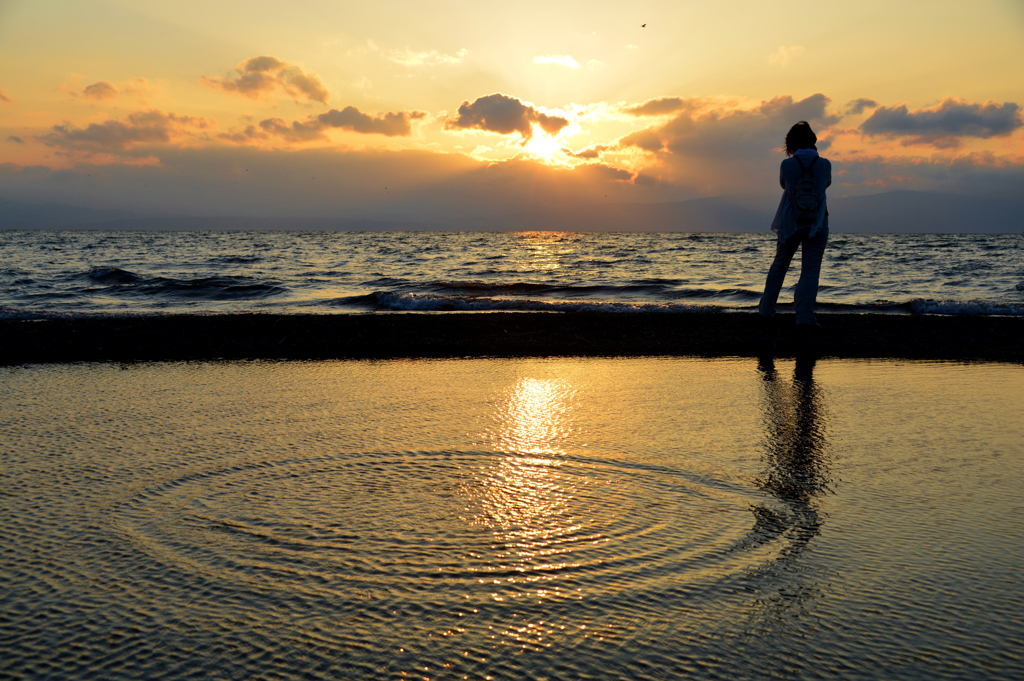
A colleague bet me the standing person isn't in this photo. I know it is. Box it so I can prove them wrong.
[758,121,831,329]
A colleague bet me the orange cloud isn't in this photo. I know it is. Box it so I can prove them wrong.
[256,117,325,142]
[369,41,469,66]
[39,109,214,153]
[202,55,329,104]
[564,145,611,159]
[316,107,425,137]
[845,98,879,115]
[220,106,426,143]
[860,98,1022,148]
[82,81,119,100]
[445,93,569,141]
[622,97,703,117]
[619,93,841,192]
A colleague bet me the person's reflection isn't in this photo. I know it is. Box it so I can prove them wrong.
[743,356,836,673]
[752,355,834,557]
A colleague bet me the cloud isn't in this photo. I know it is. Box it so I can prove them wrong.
[39,109,214,153]
[316,107,426,137]
[831,151,1024,197]
[121,78,155,99]
[202,55,329,104]
[257,117,325,142]
[60,78,156,102]
[619,93,841,192]
[860,97,1022,147]
[846,98,879,115]
[82,81,119,100]
[7,135,24,144]
[623,97,702,117]
[564,145,613,160]
[577,163,633,182]
[445,93,570,141]
[222,106,426,142]
[533,55,580,69]
[377,44,469,66]
[218,125,268,143]
[768,45,805,66]
[0,90,11,103]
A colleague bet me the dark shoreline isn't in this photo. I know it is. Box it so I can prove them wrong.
[2,312,1022,365]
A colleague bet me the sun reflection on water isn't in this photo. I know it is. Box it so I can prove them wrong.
[510,231,584,275]
[468,374,595,606]
[490,376,576,456]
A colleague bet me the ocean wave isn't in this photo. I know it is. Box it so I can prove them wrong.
[140,277,285,300]
[83,267,286,300]
[368,291,719,313]
[908,299,1024,316]
[88,266,139,282]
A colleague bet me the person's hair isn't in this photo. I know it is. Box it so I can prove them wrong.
[785,121,817,156]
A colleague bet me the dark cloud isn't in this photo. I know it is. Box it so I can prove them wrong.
[830,152,1024,198]
[317,107,426,137]
[577,163,633,182]
[622,97,698,117]
[218,107,425,143]
[202,55,330,104]
[82,81,120,100]
[445,93,569,140]
[258,117,325,142]
[846,98,878,115]
[0,90,11,103]
[39,110,214,152]
[5,142,1022,232]
[7,135,24,144]
[564,145,610,160]
[618,94,841,193]
[217,125,268,143]
[860,98,1022,147]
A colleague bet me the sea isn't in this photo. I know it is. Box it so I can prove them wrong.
[1,229,1022,317]
[4,228,1024,680]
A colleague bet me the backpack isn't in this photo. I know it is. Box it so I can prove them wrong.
[792,156,820,226]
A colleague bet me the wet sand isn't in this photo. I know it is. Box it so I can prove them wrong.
[2,312,1022,364]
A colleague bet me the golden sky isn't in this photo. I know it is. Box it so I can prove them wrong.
[1,0,1022,222]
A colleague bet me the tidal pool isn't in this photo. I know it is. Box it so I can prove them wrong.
[2,357,1022,680]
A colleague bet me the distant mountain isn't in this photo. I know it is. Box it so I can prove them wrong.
[0,198,149,228]
[491,191,1024,233]
[2,191,1022,233]
[828,191,1024,233]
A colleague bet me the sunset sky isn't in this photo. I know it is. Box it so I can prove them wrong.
[1,0,1022,225]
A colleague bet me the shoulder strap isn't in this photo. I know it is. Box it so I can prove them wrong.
[794,155,818,174]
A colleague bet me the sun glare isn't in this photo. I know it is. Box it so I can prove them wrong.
[524,134,563,161]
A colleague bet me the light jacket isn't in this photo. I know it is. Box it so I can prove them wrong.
[770,148,832,240]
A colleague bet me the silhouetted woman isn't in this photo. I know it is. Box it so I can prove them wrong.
[759,121,831,328]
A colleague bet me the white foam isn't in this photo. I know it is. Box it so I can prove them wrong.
[371,292,719,314]
[909,299,1024,316]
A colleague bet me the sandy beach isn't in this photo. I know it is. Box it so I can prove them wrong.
[3,311,1022,364]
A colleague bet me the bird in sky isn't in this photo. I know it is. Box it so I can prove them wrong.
[641,23,646,27]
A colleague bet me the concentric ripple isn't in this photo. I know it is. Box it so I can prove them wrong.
[115,450,789,607]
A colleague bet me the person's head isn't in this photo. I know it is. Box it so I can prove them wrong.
[785,121,817,156]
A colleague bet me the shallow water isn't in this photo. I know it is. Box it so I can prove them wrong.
[2,357,1023,679]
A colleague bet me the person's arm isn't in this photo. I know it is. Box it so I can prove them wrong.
[770,192,785,234]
